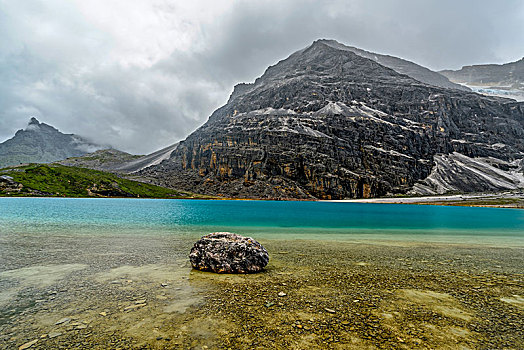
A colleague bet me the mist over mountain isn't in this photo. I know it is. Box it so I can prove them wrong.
[0,118,105,168]
[141,40,524,199]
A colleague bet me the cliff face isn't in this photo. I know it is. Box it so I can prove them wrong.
[143,40,524,199]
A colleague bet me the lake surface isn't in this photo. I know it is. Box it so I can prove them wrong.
[1,197,524,349]
[1,198,523,245]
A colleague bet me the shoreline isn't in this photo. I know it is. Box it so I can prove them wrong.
[2,190,524,208]
[323,192,524,209]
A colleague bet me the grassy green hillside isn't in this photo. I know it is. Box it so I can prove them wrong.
[0,164,209,198]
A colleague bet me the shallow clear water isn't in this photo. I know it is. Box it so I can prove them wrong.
[1,198,523,245]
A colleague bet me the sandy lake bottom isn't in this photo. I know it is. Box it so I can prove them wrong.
[1,232,523,350]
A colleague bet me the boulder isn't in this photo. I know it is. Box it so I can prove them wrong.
[189,232,269,273]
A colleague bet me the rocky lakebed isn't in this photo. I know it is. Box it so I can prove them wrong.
[1,232,523,349]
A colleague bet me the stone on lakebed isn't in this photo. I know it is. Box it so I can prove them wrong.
[189,232,269,273]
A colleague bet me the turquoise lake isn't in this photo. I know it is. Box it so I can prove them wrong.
[1,198,523,246]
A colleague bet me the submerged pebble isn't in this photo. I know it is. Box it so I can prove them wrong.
[54,318,70,325]
[18,339,38,350]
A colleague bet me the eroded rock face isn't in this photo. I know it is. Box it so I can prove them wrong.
[142,39,524,199]
[189,232,269,274]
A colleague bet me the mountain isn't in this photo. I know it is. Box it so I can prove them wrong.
[440,58,524,101]
[0,118,104,168]
[59,143,178,173]
[319,40,470,91]
[142,39,524,199]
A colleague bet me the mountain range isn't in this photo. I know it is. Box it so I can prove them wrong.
[2,40,523,199]
[0,117,178,174]
[441,57,524,101]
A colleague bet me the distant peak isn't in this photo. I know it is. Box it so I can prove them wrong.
[25,117,59,133]
[314,38,339,44]
[311,39,341,48]
[24,117,43,132]
[309,39,356,53]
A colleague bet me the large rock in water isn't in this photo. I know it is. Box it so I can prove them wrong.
[189,232,269,273]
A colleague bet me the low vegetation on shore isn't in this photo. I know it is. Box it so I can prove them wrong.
[0,164,208,199]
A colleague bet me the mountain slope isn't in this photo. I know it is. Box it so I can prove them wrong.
[0,118,104,168]
[441,58,524,101]
[59,143,179,173]
[58,149,142,171]
[319,40,470,91]
[113,143,178,173]
[142,40,524,199]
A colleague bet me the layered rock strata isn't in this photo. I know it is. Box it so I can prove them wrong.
[143,40,524,199]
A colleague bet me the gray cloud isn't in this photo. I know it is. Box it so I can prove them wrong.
[1,0,523,154]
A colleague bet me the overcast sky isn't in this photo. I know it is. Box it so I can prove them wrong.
[1,0,523,154]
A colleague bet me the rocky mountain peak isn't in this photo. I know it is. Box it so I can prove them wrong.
[144,39,524,200]
[227,39,468,105]
[23,117,61,134]
[0,118,105,168]
[225,39,413,112]
[28,117,40,125]
[228,39,370,103]
[260,39,393,78]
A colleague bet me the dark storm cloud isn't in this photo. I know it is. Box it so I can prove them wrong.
[1,0,523,154]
